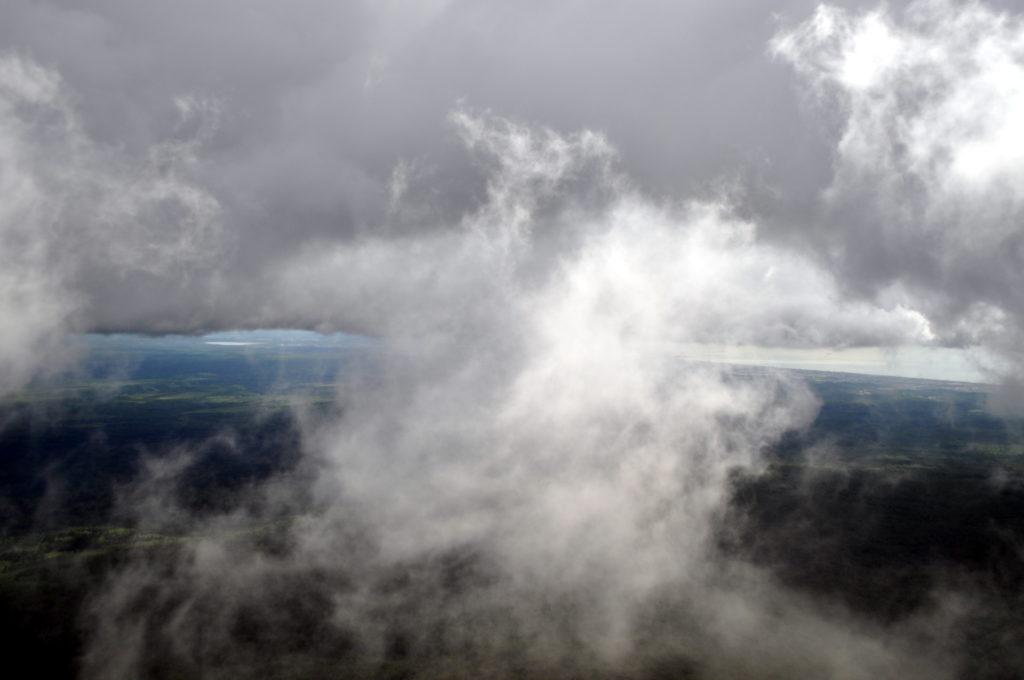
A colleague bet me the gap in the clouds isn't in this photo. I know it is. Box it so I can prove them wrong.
[678,343,999,384]
[0,330,382,530]
[55,330,381,399]
[82,329,376,351]
[71,333,998,387]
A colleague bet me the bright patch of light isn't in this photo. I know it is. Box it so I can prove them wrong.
[839,13,899,89]
[678,343,998,384]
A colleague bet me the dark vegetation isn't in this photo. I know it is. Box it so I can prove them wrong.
[0,336,348,531]
[0,336,362,678]
[1,341,1023,678]
[722,372,1024,678]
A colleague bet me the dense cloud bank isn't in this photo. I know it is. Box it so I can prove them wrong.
[0,2,1022,373]
[1,2,1023,386]
[1,1,1024,678]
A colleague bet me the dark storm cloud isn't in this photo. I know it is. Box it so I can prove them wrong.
[0,0,839,333]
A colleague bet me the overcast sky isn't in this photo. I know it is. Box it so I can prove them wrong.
[2,0,1024,387]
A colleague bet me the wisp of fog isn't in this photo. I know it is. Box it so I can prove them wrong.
[1,1,1023,678]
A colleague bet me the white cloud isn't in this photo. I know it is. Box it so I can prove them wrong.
[83,109,967,678]
[774,0,1024,363]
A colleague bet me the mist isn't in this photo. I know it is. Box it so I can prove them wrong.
[2,1,1024,678]
[82,112,980,678]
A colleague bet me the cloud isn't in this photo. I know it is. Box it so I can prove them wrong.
[774,0,1024,362]
[264,108,936,350]
[81,110,965,679]
[2,0,993,360]
[0,0,833,333]
[1,1,1023,675]
[0,54,222,392]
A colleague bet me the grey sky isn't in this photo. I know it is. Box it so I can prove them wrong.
[2,0,1024,385]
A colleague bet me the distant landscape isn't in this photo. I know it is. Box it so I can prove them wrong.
[2,335,1022,678]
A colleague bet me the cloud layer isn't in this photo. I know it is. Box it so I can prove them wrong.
[2,2,1024,678]
[1,1,1022,381]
